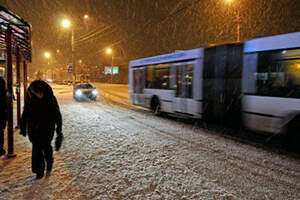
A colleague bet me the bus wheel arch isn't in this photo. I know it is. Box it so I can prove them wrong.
[150,95,161,116]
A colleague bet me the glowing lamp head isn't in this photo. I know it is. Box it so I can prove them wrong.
[61,19,71,28]
[106,48,112,54]
[44,52,51,59]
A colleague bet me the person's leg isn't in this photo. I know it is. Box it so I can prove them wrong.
[32,143,45,179]
[44,142,53,174]
[0,129,5,156]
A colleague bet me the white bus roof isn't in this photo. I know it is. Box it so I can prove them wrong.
[244,32,300,53]
[129,48,203,67]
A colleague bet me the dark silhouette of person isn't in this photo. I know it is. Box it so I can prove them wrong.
[0,77,7,157]
[20,80,63,179]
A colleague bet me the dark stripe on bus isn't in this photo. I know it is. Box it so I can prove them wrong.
[242,111,283,119]
[161,99,173,103]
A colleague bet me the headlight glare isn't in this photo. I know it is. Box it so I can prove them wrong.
[92,89,98,96]
[75,90,82,96]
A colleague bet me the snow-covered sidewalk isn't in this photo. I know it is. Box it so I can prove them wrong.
[1,84,300,200]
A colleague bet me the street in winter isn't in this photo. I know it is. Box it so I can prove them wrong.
[1,1,300,199]
[1,84,300,199]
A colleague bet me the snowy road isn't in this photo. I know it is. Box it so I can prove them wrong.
[1,83,300,200]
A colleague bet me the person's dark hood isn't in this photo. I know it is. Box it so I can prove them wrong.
[26,80,54,103]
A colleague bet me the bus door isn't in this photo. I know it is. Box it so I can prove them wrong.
[172,61,195,114]
[133,68,145,105]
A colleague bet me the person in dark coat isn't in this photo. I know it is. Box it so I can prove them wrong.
[20,80,63,179]
[0,77,7,156]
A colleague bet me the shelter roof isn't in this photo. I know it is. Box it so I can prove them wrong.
[0,6,32,61]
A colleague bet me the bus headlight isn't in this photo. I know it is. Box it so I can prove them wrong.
[75,90,83,96]
[92,89,98,96]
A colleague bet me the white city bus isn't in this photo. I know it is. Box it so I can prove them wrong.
[129,32,300,138]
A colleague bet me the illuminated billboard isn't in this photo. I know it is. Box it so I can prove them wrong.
[104,66,119,75]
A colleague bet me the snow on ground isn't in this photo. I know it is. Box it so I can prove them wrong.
[1,84,300,199]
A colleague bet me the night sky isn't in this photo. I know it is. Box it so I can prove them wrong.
[0,0,299,73]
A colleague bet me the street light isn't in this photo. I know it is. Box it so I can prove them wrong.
[83,14,89,20]
[106,48,112,55]
[225,0,240,42]
[106,48,114,83]
[61,19,71,28]
[61,18,75,81]
[44,52,51,59]
[44,51,55,80]
[106,48,114,67]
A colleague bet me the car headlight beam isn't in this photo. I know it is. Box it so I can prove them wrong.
[75,90,83,96]
[92,89,98,96]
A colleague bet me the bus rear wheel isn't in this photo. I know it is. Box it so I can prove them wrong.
[151,97,161,116]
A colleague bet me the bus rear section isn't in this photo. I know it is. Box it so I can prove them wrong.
[242,32,300,135]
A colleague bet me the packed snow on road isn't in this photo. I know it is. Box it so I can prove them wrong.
[0,84,299,200]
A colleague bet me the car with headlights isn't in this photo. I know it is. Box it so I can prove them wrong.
[73,83,98,101]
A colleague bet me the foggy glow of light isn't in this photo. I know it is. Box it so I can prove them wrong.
[225,0,233,3]
[84,14,89,20]
[44,52,51,58]
[61,19,71,28]
[106,48,112,54]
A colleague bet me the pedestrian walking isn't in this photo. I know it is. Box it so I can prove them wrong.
[20,80,63,179]
[0,77,7,157]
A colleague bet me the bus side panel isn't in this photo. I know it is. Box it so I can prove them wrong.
[129,67,134,104]
[144,89,175,113]
[193,58,203,101]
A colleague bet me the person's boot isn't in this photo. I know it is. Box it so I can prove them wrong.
[46,161,53,176]
[36,172,44,180]
[0,149,5,157]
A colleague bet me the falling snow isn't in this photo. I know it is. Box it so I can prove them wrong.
[1,84,299,199]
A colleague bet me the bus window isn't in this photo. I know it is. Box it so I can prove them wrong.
[133,69,144,93]
[176,64,193,98]
[185,64,193,98]
[176,66,183,97]
[146,64,170,89]
[256,49,300,98]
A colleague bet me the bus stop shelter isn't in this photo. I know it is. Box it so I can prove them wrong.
[0,6,32,158]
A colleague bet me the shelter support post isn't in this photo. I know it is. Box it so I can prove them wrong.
[5,28,16,158]
[16,48,21,128]
[23,61,27,101]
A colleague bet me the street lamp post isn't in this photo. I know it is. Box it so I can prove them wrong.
[44,51,53,80]
[61,19,76,81]
[236,9,240,42]
[106,48,114,83]
[225,0,241,42]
